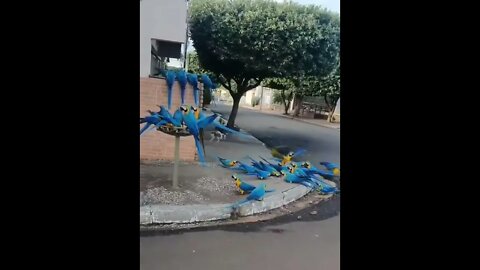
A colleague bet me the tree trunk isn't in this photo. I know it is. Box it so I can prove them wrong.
[285,91,293,115]
[227,94,242,129]
[280,90,289,115]
[293,94,303,117]
[324,96,335,123]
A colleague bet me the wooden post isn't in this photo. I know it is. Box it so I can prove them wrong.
[172,135,180,189]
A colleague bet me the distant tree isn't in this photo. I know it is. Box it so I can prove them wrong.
[264,78,294,115]
[189,0,340,128]
[316,66,340,122]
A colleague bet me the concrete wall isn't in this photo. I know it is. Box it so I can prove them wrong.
[243,86,275,108]
[140,77,203,161]
[332,98,340,122]
[140,0,187,77]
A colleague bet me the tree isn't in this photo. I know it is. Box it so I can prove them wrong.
[186,52,204,74]
[189,0,340,128]
[264,78,294,115]
[316,66,340,122]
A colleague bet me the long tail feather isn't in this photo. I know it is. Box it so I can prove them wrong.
[213,122,253,140]
[199,128,206,157]
[194,135,206,165]
[166,71,176,110]
[140,123,152,136]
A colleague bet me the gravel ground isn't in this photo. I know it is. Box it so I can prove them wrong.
[140,163,241,205]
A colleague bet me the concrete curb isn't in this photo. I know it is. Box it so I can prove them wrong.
[140,185,311,225]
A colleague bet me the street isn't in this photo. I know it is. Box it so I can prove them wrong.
[211,103,340,165]
[140,103,340,270]
[141,216,339,270]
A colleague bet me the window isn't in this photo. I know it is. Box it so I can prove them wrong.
[150,39,183,77]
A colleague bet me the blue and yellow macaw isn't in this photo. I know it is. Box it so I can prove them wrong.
[271,147,307,165]
[259,156,286,172]
[235,162,260,175]
[254,168,271,180]
[231,183,268,209]
[180,105,205,164]
[283,165,326,189]
[201,74,216,97]
[165,70,176,110]
[247,156,281,177]
[300,162,337,180]
[172,107,184,126]
[282,167,316,188]
[140,115,166,136]
[218,157,239,168]
[232,175,275,195]
[156,105,182,127]
[187,73,199,106]
[201,74,213,90]
[315,179,339,194]
[176,70,188,105]
[189,105,217,158]
[190,106,218,129]
[320,161,340,176]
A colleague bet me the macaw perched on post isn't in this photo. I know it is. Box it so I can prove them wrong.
[231,183,268,210]
[139,115,166,136]
[187,73,199,107]
[165,70,176,110]
[218,157,239,168]
[180,105,205,164]
[232,175,275,195]
[197,113,218,129]
[156,105,182,127]
[201,74,214,101]
[176,70,188,105]
[319,161,340,176]
[190,106,218,128]
[172,107,184,126]
[189,105,207,156]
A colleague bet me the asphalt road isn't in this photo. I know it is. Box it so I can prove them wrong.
[140,103,341,270]
[211,103,340,165]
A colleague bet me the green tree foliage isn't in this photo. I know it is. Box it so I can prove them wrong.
[189,0,340,127]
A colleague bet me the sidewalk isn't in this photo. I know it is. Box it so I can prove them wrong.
[140,128,336,225]
[240,104,340,130]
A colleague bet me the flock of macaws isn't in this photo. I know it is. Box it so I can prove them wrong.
[220,149,341,208]
[162,69,216,110]
[140,105,253,165]
[143,69,340,210]
[140,69,255,165]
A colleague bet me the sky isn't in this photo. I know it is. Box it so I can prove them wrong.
[278,0,340,13]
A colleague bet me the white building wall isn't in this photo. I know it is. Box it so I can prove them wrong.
[140,0,187,77]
